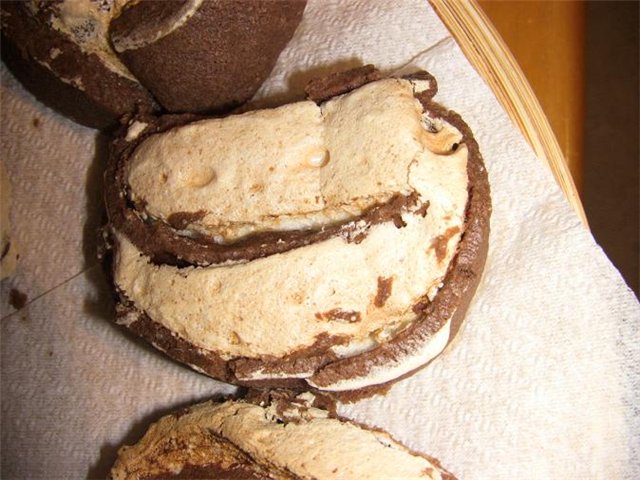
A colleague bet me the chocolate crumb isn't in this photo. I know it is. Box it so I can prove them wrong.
[173,407,192,419]
[374,276,393,308]
[415,201,430,218]
[167,210,207,230]
[315,309,361,323]
[32,117,40,128]
[412,296,431,315]
[8,288,27,310]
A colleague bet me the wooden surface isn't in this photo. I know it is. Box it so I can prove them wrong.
[431,0,588,227]
[478,0,586,191]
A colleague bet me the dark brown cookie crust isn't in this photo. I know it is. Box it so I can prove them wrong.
[110,0,307,114]
[305,64,382,103]
[0,1,156,129]
[105,67,491,397]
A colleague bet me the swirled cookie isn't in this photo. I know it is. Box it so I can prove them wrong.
[104,67,491,395]
[110,391,456,480]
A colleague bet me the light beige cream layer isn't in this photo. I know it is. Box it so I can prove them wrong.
[43,0,136,79]
[111,397,445,480]
[126,79,455,241]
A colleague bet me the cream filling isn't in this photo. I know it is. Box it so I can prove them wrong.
[113,399,444,480]
[41,0,138,81]
[309,317,453,392]
[124,120,148,142]
[114,151,467,362]
[126,79,457,242]
[110,0,204,52]
[235,367,316,382]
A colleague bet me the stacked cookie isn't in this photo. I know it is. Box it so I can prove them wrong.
[2,6,490,477]
[106,67,490,396]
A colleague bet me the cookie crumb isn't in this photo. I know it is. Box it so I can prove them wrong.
[9,288,28,310]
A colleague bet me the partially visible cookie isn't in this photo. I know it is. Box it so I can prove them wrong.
[0,0,155,129]
[1,0,306,129]
[109,0,307,113]
[110,391,456,480]
[0,160,17,280]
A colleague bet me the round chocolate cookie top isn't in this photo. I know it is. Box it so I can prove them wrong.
[104,67,491,397]
[110,0,307,114]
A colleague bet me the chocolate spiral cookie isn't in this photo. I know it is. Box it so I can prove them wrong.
[104,67,491,395]
[110,391,457,480]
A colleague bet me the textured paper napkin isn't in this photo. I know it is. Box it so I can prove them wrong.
[1,1,638,479]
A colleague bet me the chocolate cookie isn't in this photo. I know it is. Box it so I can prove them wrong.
[109,0,307,114]
[104,67,491,395]
[1,0,306,129]
[110,391,456,480]
[0,0,155,129]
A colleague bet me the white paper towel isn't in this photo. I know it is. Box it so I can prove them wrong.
[1,1,638,479]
